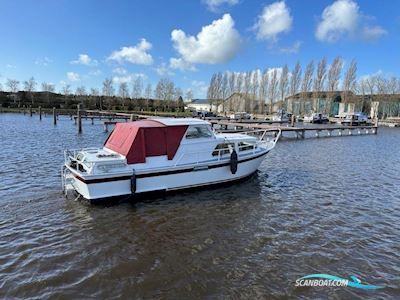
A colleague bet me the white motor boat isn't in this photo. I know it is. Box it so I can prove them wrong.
[272,110,292,122]
[303,113,329,124]
[61,118,281,202]
[341,112,370,126]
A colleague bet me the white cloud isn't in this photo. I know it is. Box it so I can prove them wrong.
[169,58,196,71]
[203,0,239,12]
[359,69,383,81]
[156,63,175,76]
[112,67,128,75]
[88,69,102,76]
[35,57,52,66]
[171,14,241,64]
[279,41,302,54]
[112,73,147,84]
[316,0,386,42]
[108,38,153,65]
[362,25,387,41]
[253,1,293,42]
[71,54,98,66]
[67,72,80,82]
[191,80,208,96]
[6,64,16,69]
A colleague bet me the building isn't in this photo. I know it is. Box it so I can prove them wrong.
[284,91,400,118]
[186,99,213,112]
[218,93,266,114]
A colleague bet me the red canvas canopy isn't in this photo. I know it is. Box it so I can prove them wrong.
[104,120,188,164]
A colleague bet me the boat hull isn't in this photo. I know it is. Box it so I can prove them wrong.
[67,151,269,201]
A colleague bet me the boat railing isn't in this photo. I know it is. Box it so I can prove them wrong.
[63,147,99,172]
[173,129,281,167]
[240,128,281,145]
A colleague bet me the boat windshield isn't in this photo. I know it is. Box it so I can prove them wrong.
[185,125,213,139]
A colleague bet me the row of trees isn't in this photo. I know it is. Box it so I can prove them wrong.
[0,77,193,112]
[207,56,400,114]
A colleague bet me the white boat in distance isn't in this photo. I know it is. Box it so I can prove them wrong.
[61,118,281,202]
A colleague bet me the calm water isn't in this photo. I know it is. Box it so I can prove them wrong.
[0,113,399,299]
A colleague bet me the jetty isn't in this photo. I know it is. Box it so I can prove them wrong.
[11,105,382,139]
[209,120,378,139]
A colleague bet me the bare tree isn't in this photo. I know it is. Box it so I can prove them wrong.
[214,72,223,110]
[185,89,193,101]
[326,56,343,114]
[236,73,244,93]
[269,69,279,114]
[90,88,100,109]
[62,84,71,95]
[313,58,327,112]
[75,86,86,96]
[61,84,71,106]
[259,69,267,100]
[144,84,152,99]
[132,77,143,99]
[119,82,129,99]
[117,82,129,109]
[289,62,301,97]
[259,69,269,114]
[228,72,235,97]
[6,79,19,93]
[327,57,343,92]
[376,75,389,95]
[221,72,228,111]
[365,76,377,95]
[251,70,259,113]
[23,77,37,104]
[90,88,99,96]
[102,78,114,97]
[41,82,55,93]
[279,65,289,107]
[386,77,400,94]
[102,78,114,109]
[300,61,314,114]
[342,59,357,103]
[174,87,183,100]
[155,78,174,101]
[207,73,217,108]
[144,83,153,111]
[301,61,314,94]
[41,82,55,104]
[243,71,251,96]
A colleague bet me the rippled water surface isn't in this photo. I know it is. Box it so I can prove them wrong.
[0,113,399,299]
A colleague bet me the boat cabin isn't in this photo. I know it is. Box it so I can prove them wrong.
[65,118,259,176]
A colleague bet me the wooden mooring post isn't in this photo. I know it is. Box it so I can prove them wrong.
[291,115,295,127]
[39,106,42,120]
[77,104,82,134]
[53,107,57,125]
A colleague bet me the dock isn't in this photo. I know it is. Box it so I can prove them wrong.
[209,120,378,139]
[16,106,381,139]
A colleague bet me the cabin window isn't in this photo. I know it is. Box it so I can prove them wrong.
[212,143,234,156]
[238,141,256,152]
[185,125,212,139]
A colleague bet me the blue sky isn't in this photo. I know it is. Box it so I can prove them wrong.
[0,0,399,98]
